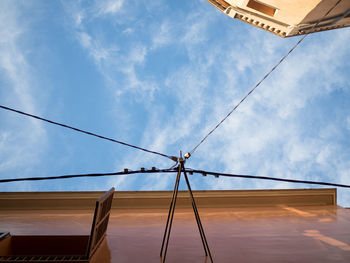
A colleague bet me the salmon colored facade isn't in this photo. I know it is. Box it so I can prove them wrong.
[1,188,350,262]
[206,0,350,37]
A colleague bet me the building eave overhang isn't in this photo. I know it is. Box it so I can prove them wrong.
[0,188,337,210]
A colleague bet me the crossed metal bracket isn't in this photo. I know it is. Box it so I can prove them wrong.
[160,158,213,262]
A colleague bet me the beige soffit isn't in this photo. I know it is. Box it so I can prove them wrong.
[0,188,336,210]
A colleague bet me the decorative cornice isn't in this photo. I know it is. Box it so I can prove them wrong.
[0,188,336,210]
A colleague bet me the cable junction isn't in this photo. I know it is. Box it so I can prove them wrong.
[0,105,178,162]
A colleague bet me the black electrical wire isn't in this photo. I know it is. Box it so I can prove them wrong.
[1,167,350,189]
[0,168,177,183]
[187,0,343,158]
[188,35,305,156]
[189,169,350,189]
[0,105,177,162]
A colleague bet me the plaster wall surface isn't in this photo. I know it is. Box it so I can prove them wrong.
[1,205,350,262]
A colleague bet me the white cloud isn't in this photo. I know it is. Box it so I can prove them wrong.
[285,138,316,163]
[315,145,332,165]
[181,16,208,46]
[76,31,119,66]
[96,0,125,15]
[122,27,134,34]
[129,45,147,64]
[151,21,172,49]
[0,1,47,178]
[74,11,85,27]
[258,31,350,119]
[63,1,158,99]
[346,116,350,132]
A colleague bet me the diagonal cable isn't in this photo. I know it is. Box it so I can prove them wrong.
[0,105,177,162]
[188,0,343,157]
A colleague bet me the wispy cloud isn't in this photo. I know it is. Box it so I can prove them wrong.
[0,1,47,181]
[95,0,125,16]
[76,31,119,66]
[151,21,172,49]
[347,116,350,131]
[64,0,159,100]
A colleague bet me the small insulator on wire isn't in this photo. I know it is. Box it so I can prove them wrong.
[184,152,191,159]
[170,156,178,162]
[124,168,129,173]
[202,172,207,177]
[189,171,193,175]
[140,167,145,172]
[214,174,219,178]
[151,167,157,171]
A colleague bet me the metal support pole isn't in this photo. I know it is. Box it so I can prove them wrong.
[160,162,182,262]
[160,160,214,262]
[182,163,213,263]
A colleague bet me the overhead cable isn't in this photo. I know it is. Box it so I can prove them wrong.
[1,167,350,189]
[186,0,343,158]
[0,168,177,184]
[189,169,350,189]
[0,105,177,162]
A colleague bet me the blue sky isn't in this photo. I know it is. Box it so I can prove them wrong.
[0,0,350,206]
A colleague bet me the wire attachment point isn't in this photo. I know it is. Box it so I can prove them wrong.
[184,152,191,159]
[170,156,178,162]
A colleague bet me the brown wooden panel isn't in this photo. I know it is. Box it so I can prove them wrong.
[247,0,277,16]
[86,187,114,258]
[0,236,12,256]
